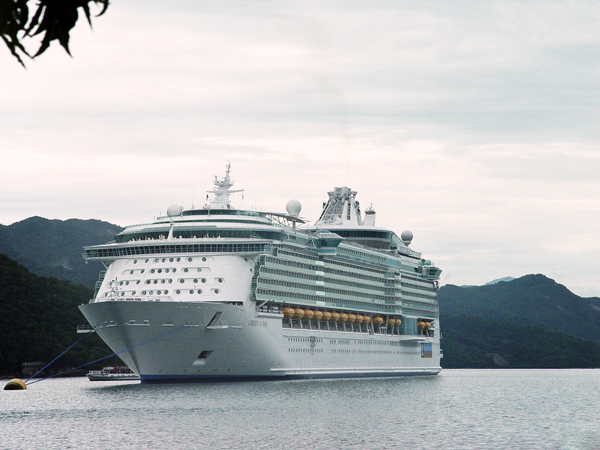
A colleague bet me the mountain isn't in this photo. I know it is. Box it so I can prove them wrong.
[438,274,600,345]
[484,276,515,285]
[0,217,123,289]
[0,254,119,377]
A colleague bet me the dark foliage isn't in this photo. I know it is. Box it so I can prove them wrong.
[0,216,123,289]
[0,0,108,66]
[442,314,600,369]
[0,254,119,377]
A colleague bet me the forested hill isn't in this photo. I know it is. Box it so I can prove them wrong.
[0,216,123,289]
[438,274,600,344]
[0,254,118,377]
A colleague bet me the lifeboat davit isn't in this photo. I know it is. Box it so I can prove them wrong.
[283,307,295,318]
[293,308,305,319]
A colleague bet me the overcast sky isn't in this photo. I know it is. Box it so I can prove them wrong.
[1,0,599,297]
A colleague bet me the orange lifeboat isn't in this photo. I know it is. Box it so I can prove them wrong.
[387,318,396,327]
[293,308,305,319]
[424,321,431,330]
[304,310,314,320]
[322,311,332,321]
[355,315,364,324]
[331,312,341,322]
[339,313,349,322]
[418,321,425,329]
[363,316,371,324]
[395,318,402,327]
[313,310,323,320]
[347,313,356,323]
[373,317,384,326]
[283,307,295,318]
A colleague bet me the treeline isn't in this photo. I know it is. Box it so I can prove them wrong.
[441,314,600,368]
[0,254,120,377]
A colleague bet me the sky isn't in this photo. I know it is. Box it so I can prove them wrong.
[1,0,599,297]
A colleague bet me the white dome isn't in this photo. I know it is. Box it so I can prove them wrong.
[167,204,183,217]
[401,230,413,246]
[286,199,302,217]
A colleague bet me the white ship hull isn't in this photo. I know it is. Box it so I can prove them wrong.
[80,300,441,382]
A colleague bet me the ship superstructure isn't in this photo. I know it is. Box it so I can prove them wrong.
[79,164,442,381]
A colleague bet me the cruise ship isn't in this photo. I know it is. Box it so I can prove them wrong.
[79,164,443,382]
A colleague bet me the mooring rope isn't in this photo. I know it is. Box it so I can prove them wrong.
[26,324,187,385]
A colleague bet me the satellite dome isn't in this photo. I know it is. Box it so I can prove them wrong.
[401,230,413,246]
[286,199,302,217]
[167,204,183,217]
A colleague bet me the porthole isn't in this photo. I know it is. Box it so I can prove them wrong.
[202,257,207,262]
[168,279,173,284]
[130,270,134,274]
[179,279,185,284]
[197,290,202,294]
[214,289,220,294]
[157,290,162,295]
[155,259,159,263]
[146,280,151,285]
[201,278,206,283]
[173,268,177,273]
[142,291,147,295]
[137,281,140,285]
[126,281,130,285]
[161,280,166,284]
[197,268,202,272]
[188,258,193,262]
[120,281,123,286]
[218,278,223,283]
[141,269,145,274]
[193,279,198,283]
[151,269,155,274]
[153,280,158,284]
[162,258,166,263]
[134,260,138,264]
[189,290,194,294]
[158,269,162,273]
[176,290,181,294]
[169,258,174,262]
[120,292,125,296]
[149,291,154,295]
[184,268,189,273]
[145,259,149,263]
[177,258,181,262]
[132,291,136,295]
[164,290,169,294]
[165,269,170,273]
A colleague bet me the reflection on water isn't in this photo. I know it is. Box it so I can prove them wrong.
[2,370,599,449]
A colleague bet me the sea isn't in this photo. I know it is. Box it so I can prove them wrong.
[1,369,599,450]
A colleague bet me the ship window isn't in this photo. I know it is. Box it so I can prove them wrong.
[188,258,193,262]
[158,269,162,273]
[176,290,181,294]
[197,290,202,294]
[151,269,155,273]
[126,281,129,285]
[173,268,177,273]
[165,290,169,294]
[162,258,166,263]
[179,279,184,283]
[177,258,181,262]
[146,280,151,285]
[137,281,140,285]
[141,269,145,274]
[145,259,149,263]
[201,278,206,283]
[189,290,194,294]
[153,280,158,284]
[142,291,147,295]
[157,290,161,294]
[169,279,173,284]
[155,259,159,263]
[202,257,207,262]
[197,268,202,272]
[132,291,136,295]
[165,269,169,273]
[184,268,189,273]
[214,289,220,294]
[193,278,198,283]
[149,291,154,295]
[161,280,165,284]
[218,278,223,283]
[130,270,134,274]
[134,260,137,264]
[169,258,174,262]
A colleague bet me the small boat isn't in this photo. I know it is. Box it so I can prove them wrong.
[87,366,140,381]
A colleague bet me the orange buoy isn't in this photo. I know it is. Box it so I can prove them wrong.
[293,308,304,319]
[322,311,332,321]
[283,307,295,318]
[347,314,356,323]
[4,379,26,390]
[373,317,384,326]
[313,310,323,320]
[331,312,341,322]
[304,310,314,320]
